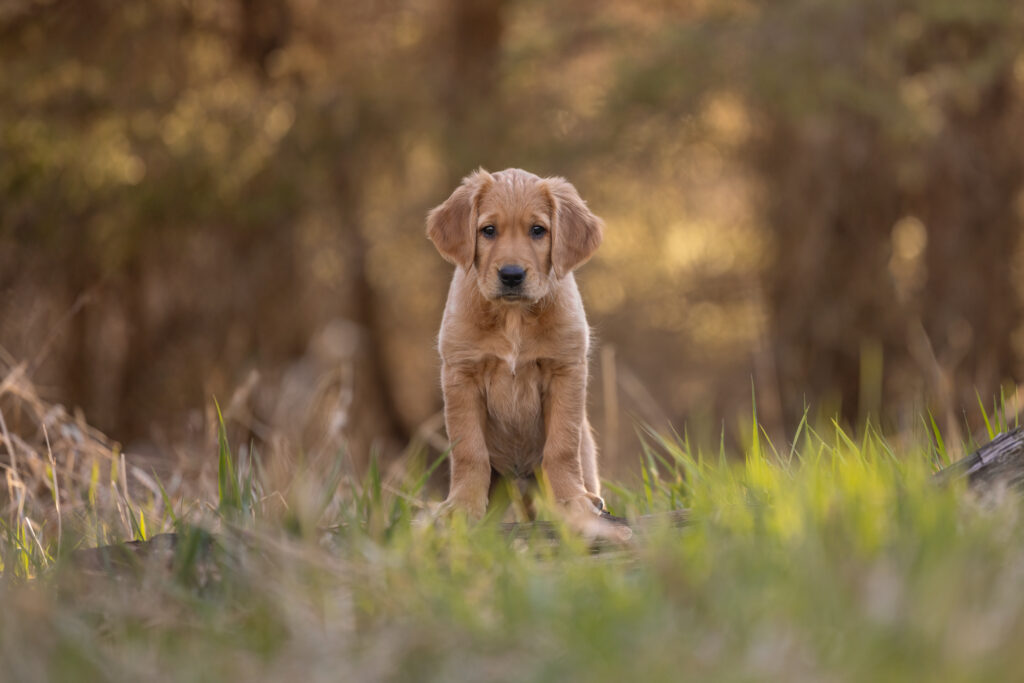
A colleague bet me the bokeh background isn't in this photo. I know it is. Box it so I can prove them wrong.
[3,0,1024,481]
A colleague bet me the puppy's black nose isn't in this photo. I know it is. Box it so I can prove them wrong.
[498,265,525,288]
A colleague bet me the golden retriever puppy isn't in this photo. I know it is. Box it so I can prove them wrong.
[426,168,607,524]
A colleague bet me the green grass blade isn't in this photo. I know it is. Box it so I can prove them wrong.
[977,390,995,440]
[152,468,179,526]
[214,397,241,515]
[926,411,947,465]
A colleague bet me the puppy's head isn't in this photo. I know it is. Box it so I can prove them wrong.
[427,168,603,303]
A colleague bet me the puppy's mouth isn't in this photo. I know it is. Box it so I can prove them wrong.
[483,279,541,303]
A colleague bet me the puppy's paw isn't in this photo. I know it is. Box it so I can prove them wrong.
[559,492,605,518]
[560,494,632,544]
[435,491,488,522]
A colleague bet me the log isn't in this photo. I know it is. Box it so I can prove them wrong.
[933,426,1024,491]
[500,509,690,543]
[72,429,1024,570]
[67,530,215,576]
[68,533,181,573]
[66,508,690,572]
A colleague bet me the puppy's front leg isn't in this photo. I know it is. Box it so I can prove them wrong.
[542,364,604,517]
[439,363,491,520]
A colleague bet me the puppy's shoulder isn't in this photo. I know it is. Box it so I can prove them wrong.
[438,271,489,360]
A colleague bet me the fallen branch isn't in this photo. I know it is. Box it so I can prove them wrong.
[933,426,1024,491]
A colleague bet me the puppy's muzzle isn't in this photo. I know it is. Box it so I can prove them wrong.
[498,264,526,291]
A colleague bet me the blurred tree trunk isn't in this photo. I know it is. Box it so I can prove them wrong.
[443,0,506,170]
[756,116,905,426]
[449,0,504,101]
[758,67,1024,429]
[340,225,410,471]
[915,72,1024,399]
[238,0,291,75]
[331,157,409,472]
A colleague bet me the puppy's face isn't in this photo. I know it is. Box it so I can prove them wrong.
[427,168,603,304]
[473,174,554,302]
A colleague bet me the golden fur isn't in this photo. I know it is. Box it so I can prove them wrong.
[427,168,605,522]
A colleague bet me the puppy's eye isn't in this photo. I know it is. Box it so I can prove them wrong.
[480,225,496,238]
[530,225,548,239]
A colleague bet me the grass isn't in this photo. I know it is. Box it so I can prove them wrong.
[2,392,1024,682]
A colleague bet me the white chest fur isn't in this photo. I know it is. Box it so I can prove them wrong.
[500,309,524,376]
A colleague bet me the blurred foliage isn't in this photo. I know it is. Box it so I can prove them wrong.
[612,0,1024,435]
[1,0,1023,473]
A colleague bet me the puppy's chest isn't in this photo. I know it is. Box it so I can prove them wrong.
[477,342,549,420]
[449,309,565,423]
[475,314,549,382]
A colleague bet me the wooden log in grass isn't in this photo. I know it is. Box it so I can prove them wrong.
[67,510,689,572]
[69,429,1024,570]
[933,426,1024,491]
[500,509,690,544]
[68,529,216,577]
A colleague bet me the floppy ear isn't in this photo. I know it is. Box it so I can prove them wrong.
[426,169,493,271]
[546,177,604,278]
